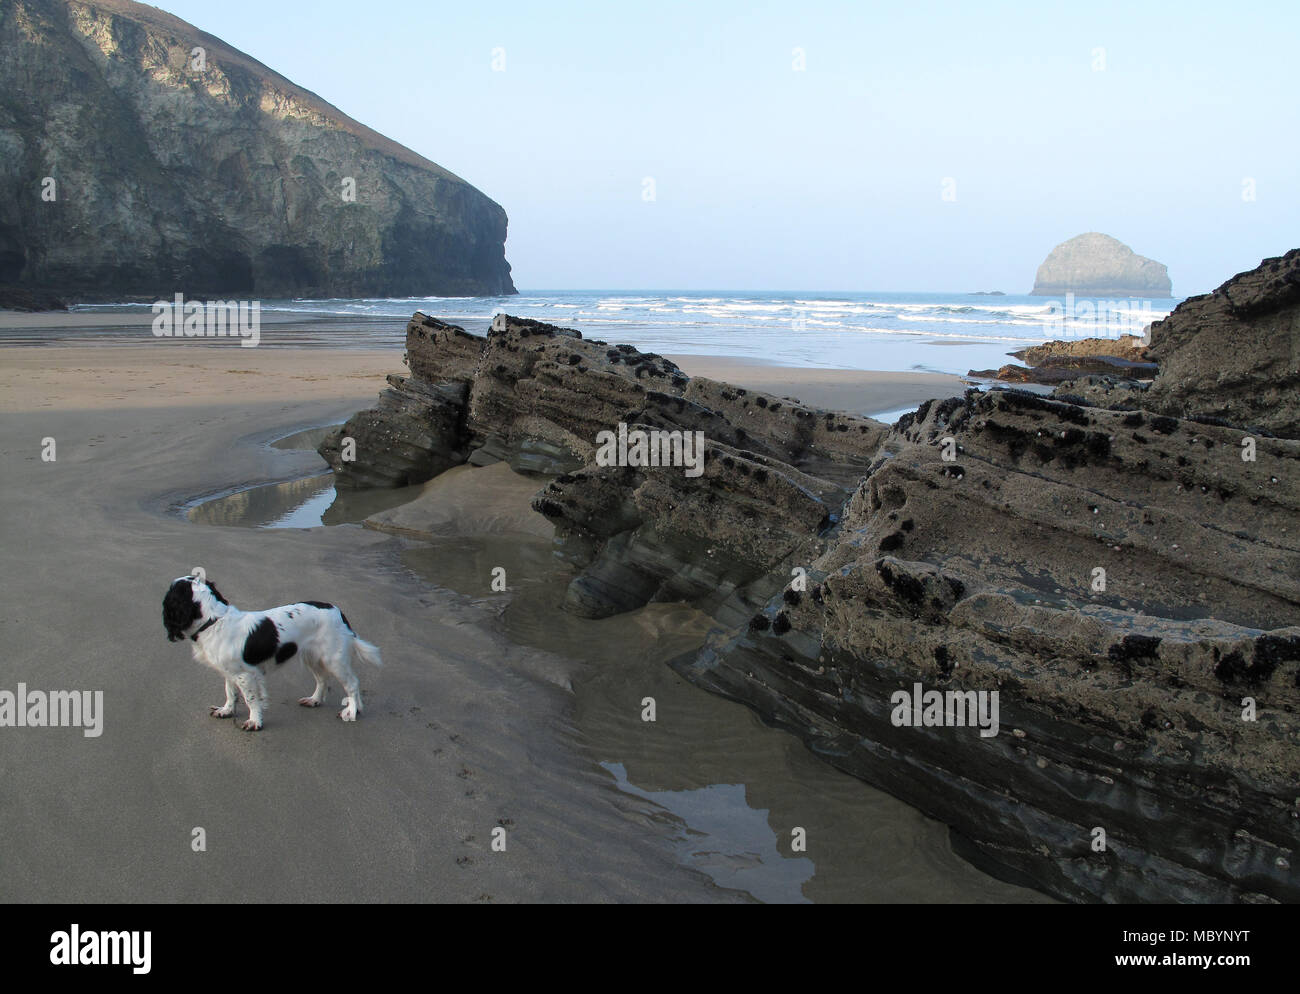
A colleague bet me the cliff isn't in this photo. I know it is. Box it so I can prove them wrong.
[0,0,515,299]
[1031,233,1171,298]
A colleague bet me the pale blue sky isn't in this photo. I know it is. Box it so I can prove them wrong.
[158,0,1298,294]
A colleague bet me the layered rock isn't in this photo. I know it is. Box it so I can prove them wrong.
[970,335,1157,385]
[1010,335,1150,366]
[328,290,1299,903]
[322,312,887,617]
[969,355,1158,385]
[1143,249,1300,439]
[678,389,1300,902]
[0,0,514,298]
[1031,233,1172,298]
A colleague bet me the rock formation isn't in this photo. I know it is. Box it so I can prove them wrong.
[323,250,1299,903]
[1143,248,1300,439]
[682,389,1299,903]
[969,335,1156,385]
[1011,336,1150,366]
[322,312,887,617]
[0,0,515,299]
[1031,233,1172,298]
[0,286,66,311]
[968,355,1158,386]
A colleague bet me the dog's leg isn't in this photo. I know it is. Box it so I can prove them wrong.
[234,668,266,731]
[209,678,238,719]
[298,656,328,708]
[324,652,363,722]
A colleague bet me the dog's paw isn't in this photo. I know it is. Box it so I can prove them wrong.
[240,717,263,731]
[209,705,234,718]
[338,706,358,722]
[297,696,322,708]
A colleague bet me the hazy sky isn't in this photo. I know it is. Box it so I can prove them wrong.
[158,0,1298,294]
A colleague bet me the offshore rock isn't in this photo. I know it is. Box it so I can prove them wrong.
[1031,233,1172,298]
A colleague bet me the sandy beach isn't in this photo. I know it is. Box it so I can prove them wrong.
[0,338,1045,903]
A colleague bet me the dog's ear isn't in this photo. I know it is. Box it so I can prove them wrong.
[204,579,229,605]
[162,579,200,642]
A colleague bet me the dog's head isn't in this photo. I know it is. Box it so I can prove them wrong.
[162,575,229,642]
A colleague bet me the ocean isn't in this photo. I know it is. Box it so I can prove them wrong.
[43,289,1178,378]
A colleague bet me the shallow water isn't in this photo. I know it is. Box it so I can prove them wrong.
[186,474,424,528]
[185,424,423,528]
[402,536,1051,903]
[183,425,1051,902]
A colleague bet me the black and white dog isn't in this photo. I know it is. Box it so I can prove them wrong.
[162,574,383,730]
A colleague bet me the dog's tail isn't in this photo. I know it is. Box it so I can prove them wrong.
[351,636,384,669]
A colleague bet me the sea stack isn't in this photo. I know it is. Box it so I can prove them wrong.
[0,0,516,300]
[1031,233,1172,298]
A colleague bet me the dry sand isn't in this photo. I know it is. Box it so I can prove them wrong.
[0,341,1040,903]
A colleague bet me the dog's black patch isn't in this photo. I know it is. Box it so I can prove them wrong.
[274,641,297,664]
[162,580,201,642]
[242,618,279,665]
[303,600,354,632]
[204,581,229,605]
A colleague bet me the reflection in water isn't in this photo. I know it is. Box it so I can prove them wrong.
[186,473,424,529]
[602,761,815,903]
[402,536,1051,904]
[270,425,337,451]
[185,422,423,529]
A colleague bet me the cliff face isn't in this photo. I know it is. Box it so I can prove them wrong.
[1031,233,1171,298]
[0,0,515,299]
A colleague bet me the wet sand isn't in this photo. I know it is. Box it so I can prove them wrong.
[0,342,1044,903]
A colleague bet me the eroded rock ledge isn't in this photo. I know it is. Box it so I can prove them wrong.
[322,256,1299,902]
[321,313,886,618]
[680,389,1299,903]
